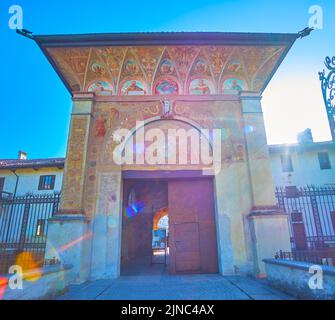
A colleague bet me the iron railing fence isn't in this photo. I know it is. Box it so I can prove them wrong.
[275,249,335,267]
[0,193,60,274]
[275,185,335,265]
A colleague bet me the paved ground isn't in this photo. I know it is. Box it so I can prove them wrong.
[57,274,295,300]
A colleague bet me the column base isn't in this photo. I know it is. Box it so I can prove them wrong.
[45,214,91,284]
[248,208,291,277]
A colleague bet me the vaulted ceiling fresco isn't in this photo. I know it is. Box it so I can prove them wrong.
[46,45,285,95]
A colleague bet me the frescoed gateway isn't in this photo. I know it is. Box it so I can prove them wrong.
[33,32,298,283]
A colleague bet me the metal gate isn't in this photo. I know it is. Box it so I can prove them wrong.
[275,186,335,264]
[0,193,60,274]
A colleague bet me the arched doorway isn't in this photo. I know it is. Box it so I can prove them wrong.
[119,118,218,276]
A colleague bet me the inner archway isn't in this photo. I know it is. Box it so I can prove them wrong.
[152,207,169,265]
[153,207,168,231]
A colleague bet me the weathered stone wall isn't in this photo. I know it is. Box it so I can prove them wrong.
[3,265,72,300]
[264,259,335,300]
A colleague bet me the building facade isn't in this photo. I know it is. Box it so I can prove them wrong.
[0,158,64,198]
[270,141,335,187]
[5,31,322,282]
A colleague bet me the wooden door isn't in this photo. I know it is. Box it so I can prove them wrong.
[174,222,201,272]
[292,223,307,250]
[168,178,218,274]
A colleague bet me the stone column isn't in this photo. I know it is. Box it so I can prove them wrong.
[45,93,94,284]
[241,92,291,277]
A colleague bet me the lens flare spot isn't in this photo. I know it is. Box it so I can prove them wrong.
[124,201,145,220]
[15,252,42,282]
[59,232,92,253]
[0,277,8,300]
[244,125,254,134]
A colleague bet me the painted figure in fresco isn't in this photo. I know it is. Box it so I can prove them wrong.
[235,145,244,161]
[194,59,208,73]
[92,81,105,91]
[227,60,241,73]
[123,81,146,95]
[191,79,211,94]
[91,62,105,75]
[125,60,138,74]
[155,80,178,95]
[95,117,107,138]
[223,78,244,92]
[162,98,173,117]
[160,60,174,74]
[231,80,243,91]
[87,80,112,93]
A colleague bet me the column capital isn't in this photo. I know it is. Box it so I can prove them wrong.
[72,93,94,115]
[72,92,95,101]
[240,92,263,113]
[239,91,262,101]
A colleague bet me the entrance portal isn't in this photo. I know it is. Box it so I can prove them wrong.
[121,175,218,276]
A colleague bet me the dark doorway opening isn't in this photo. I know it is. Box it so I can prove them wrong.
[120,173,219,276]
[121,180,169,276]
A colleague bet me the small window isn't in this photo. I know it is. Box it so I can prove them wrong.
[0,177,4,192]
[318,152,331,170]
[36,219,45,237]
[38,175,56,190]
[280,155,293,172]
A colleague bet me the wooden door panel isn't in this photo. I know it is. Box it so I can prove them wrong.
[168,178,218,274]
[175,222,200,272]
[175,252,201,272]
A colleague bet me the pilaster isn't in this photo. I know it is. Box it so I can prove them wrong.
[59,92,94,215]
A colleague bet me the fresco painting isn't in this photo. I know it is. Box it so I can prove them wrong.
[226,59,242,73]
[160,59,174,75]
[223,78,246,91]
[189,78,214,95]
[121,80,147,95]
[125,60,139,75]
[91,62,106,76]
[48,45,285,95]
[154,79,179,95]
[194,59,208,74]
[87,80,113,93]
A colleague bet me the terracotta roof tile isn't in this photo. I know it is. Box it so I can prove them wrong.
[0,158,65,170]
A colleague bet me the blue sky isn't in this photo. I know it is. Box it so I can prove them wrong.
[0,0,334,159]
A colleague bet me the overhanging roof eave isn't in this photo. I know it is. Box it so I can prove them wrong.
[34,31,299,48]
